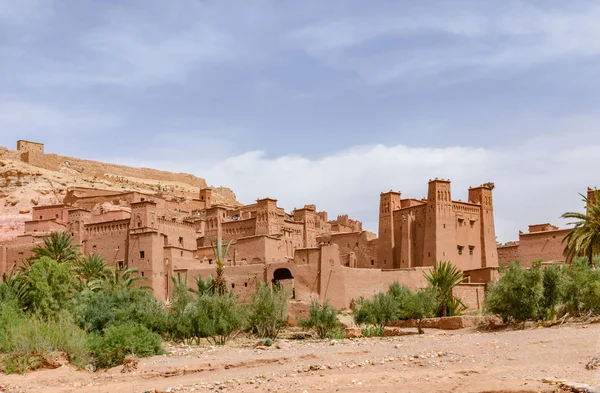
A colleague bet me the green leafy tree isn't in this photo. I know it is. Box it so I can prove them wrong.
[423,261,466,317]
[484,262,543,323]
[19,257,77,319]
[30,232,80,264]
[247,283,290,339]
[562,190,600,264]
[299,299,340,339]
[211,240,232,295]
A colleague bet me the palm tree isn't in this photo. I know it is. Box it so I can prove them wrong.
[0,265,27,303]
[562,190,600,264]
[30,232,80,264]
[211,239,232,295]
[74,254,111,288]
[423,261,466,317]
[104,267,148,290]
[189,275,216,297]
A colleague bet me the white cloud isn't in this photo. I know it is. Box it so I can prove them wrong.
[168,127,597,244]
[289,4,600,85]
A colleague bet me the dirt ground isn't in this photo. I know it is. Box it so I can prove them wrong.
[2,323,600,393]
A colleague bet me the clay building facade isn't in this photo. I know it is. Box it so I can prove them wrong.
[325,179,498,274]
[0,140,505,309]
[497,187,597,267]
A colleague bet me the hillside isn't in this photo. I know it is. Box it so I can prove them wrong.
[0,144,239,242]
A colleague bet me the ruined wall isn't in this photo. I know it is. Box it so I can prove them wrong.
[463,267,499,284]
[517,229,569,267]
[453,283,486,311]
[319,231,378,269]
[21,151,207,189]
[497,243,519,266]
[17,140,44,154]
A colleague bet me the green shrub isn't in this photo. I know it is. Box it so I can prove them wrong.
[187,294,246,345]
[560,257,600,314]
[540,264,564,320]
[361,326,384,337]
[71,286,168,334]
[88,323,163,369]
[353,292,397,330]
[326,327,347,340]
[20,257,77,319]
[403,288,439,334]
[0,311,89,373]
[484,262,543,323]
[299,299,340,339]
[247,283,289,339]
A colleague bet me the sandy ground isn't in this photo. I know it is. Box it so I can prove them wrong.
[2,323,600,393]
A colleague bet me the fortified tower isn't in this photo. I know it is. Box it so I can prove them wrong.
[204,205,227,245]
[588,187,598,213]
[128,200,166,300]
[468,183,498,267]
[294,205,318,248]
[424,179,456,266]
[199,188,213,209]
[67,208,92,246]
[256,198,283,236]
[378,191,401,267]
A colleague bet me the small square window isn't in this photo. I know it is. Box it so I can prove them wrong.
[141,271,145,277]
[457,246,464,255]
[371,260,375,266]
[244,282,248,288]
[231,283,235,289]
[469,246,474,256]
[117,261,124,270]
[139,251,145,259]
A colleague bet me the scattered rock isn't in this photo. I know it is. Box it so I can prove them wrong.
[275,341,291,350]
[121,354,139,373]
[345,327,362,338]
[586,356,600,370]
[40,351,69,369]
[19,208,30,214]
[560,381,600,393]
[382,327,405,337]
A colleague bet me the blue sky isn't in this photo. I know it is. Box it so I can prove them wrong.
[1,0,599,241]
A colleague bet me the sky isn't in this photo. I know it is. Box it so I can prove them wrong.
[1,0,599,242]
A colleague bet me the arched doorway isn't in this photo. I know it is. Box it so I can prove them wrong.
[272,268,295,299]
